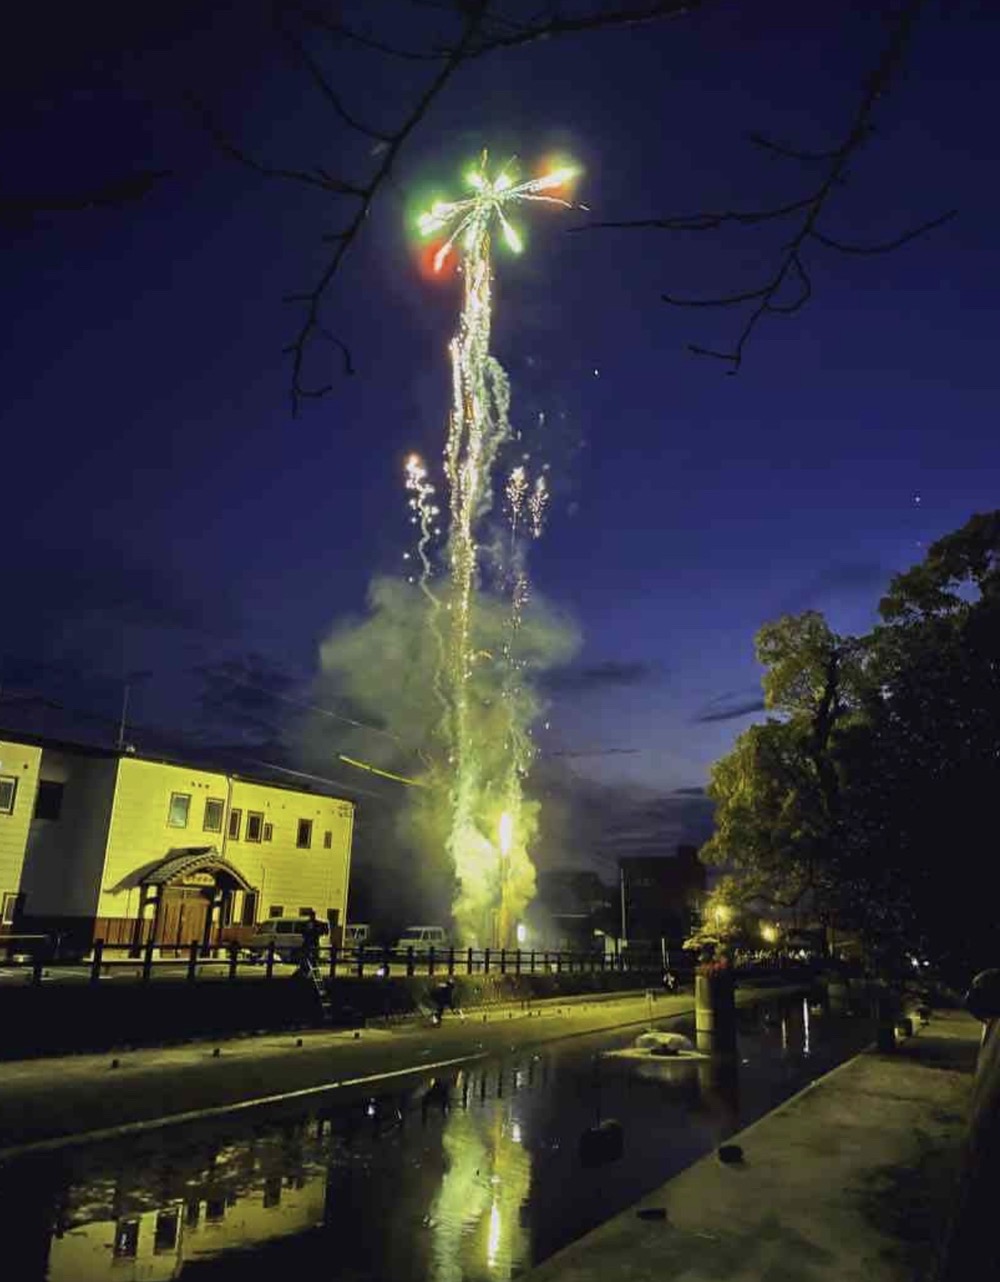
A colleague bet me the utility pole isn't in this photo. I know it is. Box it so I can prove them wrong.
[116,681,131,751]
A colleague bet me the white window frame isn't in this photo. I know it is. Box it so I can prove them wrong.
[167,792,191,828]
[203,797,225,833]
[0,775,17,815]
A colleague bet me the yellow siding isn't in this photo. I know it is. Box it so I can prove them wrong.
[98,757,230,919]
[226,779,353,925]
[21,753,119,917]
[0,739,41,909]
[98,757,354,927]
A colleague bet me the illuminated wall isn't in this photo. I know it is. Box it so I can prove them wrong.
[0,738,41,925]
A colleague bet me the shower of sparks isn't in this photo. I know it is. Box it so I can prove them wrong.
[529,475,549,539]
[408,150,581,947]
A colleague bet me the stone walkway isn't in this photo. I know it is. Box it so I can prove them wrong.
[522,1008,980,1282]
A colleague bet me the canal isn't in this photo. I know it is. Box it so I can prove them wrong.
[0,993,873,1280]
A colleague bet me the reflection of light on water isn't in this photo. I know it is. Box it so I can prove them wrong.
[511,1121,522,1144]
[487,1200,501,1268]
[803,998,811,1056]
[781,1017,788,1051]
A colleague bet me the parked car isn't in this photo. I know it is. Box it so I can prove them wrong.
[394,925,448,954]
[246,916,327,962]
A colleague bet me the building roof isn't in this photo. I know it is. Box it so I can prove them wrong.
[0,725,354,808]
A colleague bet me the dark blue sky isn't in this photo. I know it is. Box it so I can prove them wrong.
[2,1,998,846]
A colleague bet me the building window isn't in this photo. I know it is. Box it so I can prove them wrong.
[34,780,64,821]
[241,892,258,926]
[168,793,191,828]
[246,811,264,843]
[0,776,17,815]
[221,895,235,927]
[323,830,333,849]
[297,819,313,849]
[154,1210,179,1254]
[263,822,273,842]
[298,907,314,917]
[269,904,284,918]
[204,798,224,832]
[228,808,242,840]
[113,1219,140,1260]
[1,893,18,926]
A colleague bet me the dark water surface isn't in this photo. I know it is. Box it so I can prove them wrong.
[1,996,871,1281]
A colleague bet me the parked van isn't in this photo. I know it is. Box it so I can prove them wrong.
[246,916,327,962]
[394,925,448,954]
[345,923,370,946]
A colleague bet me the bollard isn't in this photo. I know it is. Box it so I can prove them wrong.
[428,946,436,977]
[266,941,276,981]
[187,940,199,983]
[228,941,239,982]
[406,946,415,977]
[31,946,45,987]
[142,939,155,984]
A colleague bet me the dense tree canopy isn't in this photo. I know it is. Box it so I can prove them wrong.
[702,512,1000,982]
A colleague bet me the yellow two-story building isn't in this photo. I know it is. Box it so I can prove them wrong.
[0,732,354,953]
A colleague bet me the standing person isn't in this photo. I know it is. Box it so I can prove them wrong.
[430,977,457,1026]
[297,909,325,977]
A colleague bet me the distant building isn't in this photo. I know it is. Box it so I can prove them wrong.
[0,732,354,953]
[526,869,616,951]
[620,845,707,948]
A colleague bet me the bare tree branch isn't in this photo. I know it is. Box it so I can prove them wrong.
[0,170,172,228]
[654,0,946,373]
[810,208,957,255]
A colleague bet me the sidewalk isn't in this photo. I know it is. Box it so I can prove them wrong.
[0,982,807,1157]
[522,1007,980,1282]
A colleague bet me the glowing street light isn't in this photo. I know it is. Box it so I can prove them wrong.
[761,923,778,944]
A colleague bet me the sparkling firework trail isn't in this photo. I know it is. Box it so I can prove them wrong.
[412,150,582,946]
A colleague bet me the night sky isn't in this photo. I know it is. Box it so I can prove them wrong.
[2,2,998,865]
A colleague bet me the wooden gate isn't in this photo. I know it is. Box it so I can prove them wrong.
[155,886,212,952]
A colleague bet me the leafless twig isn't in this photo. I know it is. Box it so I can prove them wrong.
[578,0,955,372]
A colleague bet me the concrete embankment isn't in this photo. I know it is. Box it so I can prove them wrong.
[0,982,809,1157]
[521,1007,980,1282]
[0,965,689,1059]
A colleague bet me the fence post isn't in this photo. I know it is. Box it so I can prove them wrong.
[556,951,562,974]
[329,944,338,980]
[514,949,521,975]
[499,948,506,975]
[187,940,199,983]
[529,949,535,974]
[142,939,155,984]
[448,946,456,976]
[467,946,474,975]
[228,941,239,982]
[90,939,104,985]
[266,941,276,981]
[428,946,436,977]
[406,946,415,977]
[484,948,491,975]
